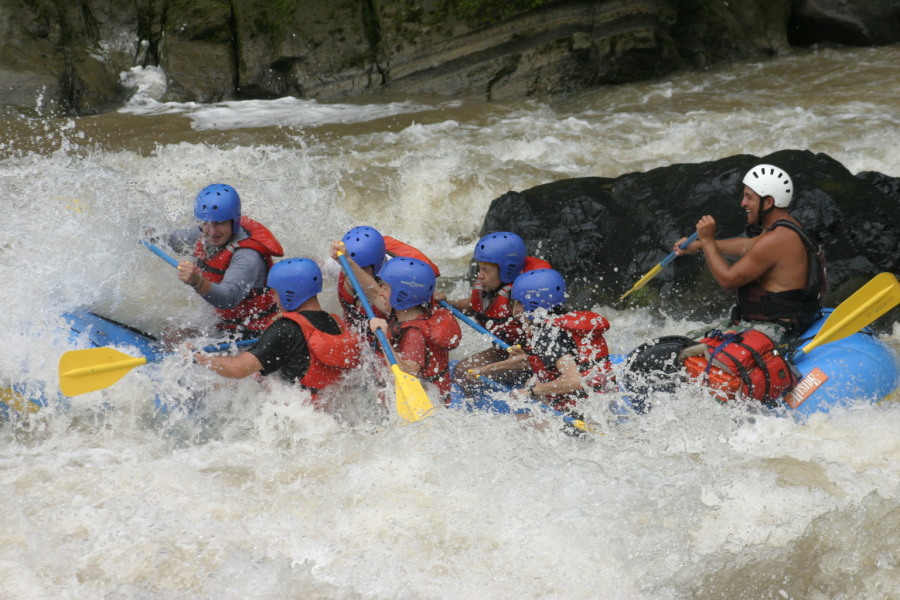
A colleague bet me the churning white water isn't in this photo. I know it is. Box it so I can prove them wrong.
[1,45,899,599]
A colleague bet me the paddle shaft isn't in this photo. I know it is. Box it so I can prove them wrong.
[63,338,258,376]
[59,337,259,396]
[438,300,510,351]
[620,231,699,300]
[661,231,699,268]
[140,240,180,268]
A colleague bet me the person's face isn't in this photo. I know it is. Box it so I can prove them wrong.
[378,282,392,305]
[741,186,772,225]
[201,220,233,247]
[510,300,531,328]
[476,261,502,291]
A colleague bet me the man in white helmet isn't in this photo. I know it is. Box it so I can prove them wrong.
[674,164,825,336]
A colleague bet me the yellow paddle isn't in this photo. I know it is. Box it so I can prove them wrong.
[59,348,149,396]
[336,249,434,422]
[59,338,258,396]
[1,386,41,414]
[621,231,699,300]
[796,272,900,357]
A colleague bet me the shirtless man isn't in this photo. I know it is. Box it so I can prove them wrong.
[675,164,824,336]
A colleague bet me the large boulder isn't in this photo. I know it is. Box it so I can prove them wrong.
[789,0,900,46]
[480,150,900,326]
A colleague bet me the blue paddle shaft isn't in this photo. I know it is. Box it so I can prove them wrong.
[140,240,180,268]
[659,231,699,268]
[438,300,510,351]
[201,338,258,353]
[336,253,400,367]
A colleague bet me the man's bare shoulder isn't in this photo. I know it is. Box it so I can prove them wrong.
[754,224,805,253]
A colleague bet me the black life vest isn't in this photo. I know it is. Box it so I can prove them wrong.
[734,220,826,330]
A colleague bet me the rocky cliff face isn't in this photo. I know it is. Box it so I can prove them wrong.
[3,0,897,116]
[479,150,900,323]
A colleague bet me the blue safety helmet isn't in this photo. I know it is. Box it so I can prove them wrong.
[194,184,241,234]
[473,231,527,284]
[378,256,435,310]
[510,268,567,312]
[266,258,322,311]
[342,226,387,274]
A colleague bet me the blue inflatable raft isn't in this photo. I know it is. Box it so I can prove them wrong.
[783,310,898,414]
[450,310,899,418]
[3,309,896,420]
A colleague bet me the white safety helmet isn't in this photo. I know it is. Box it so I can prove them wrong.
[742,164,793,208]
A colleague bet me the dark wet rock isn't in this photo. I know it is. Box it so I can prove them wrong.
[480,150,900,324]
[789,0,900,46]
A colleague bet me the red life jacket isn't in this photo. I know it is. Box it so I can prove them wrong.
[526,311,613,409]
[388,305,462,402]
[337,237,438,333]
[682,328,798,406]
[470,256,552,345]
[195,216,284,334]
[278,311,362,406]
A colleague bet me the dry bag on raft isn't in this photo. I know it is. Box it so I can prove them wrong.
[681,329,799,406]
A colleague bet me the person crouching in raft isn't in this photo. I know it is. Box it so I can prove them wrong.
[434,231,550,395]
[466,268,613,422]
[330,225,441,339]
[364,257,462,405]
[168,184,284,340]
[191,258,361,408]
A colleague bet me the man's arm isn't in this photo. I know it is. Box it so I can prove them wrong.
[675,232,754,259]
[531,354,582,397]
[699,217,777,289]
[194,350,263,379]
[331,243,390,315]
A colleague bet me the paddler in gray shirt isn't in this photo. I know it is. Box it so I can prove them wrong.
[165,184,284,340]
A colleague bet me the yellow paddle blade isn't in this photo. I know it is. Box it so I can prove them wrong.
[59,347,149,396]
[620,264,663,300]
[569,417,604,434]
[801,272,900,355]
[391,364,434,422]
[1,386,40,414]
